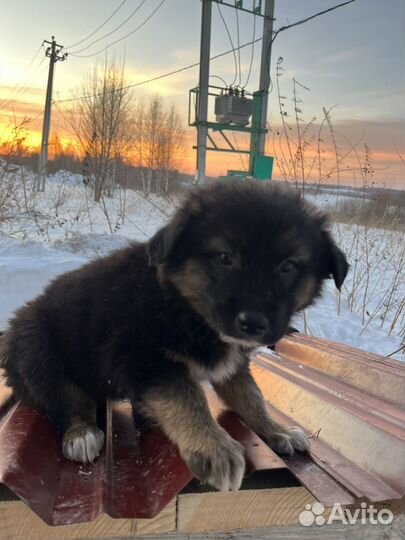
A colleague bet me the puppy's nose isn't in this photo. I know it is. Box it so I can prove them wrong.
[236,311,269,336]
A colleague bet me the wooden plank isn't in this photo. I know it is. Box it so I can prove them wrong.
[0,499,176,540]
[134,499,176,536]
[86,515,405,539]
[177,487,315,533]
[1,494,403,539]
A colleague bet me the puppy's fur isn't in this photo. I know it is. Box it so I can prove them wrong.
[1,181,348,491]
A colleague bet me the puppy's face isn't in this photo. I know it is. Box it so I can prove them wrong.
[148,182,348,346]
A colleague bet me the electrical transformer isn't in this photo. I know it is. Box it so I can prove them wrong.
[215,94,253,125]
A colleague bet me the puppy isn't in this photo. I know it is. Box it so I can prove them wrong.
[1,181,348,491]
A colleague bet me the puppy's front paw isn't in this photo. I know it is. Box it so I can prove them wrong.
[183,434,245,491]
[268,426,310,456]
[63,422,105,463]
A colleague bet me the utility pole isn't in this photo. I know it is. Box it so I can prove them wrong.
[257,0,275,154]
[193,1,275,183]
[196,0,212,185]
[37,37,67,192]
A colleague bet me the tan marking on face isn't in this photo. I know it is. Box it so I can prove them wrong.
[204,236,233,254]
[294,275,317,310]
[167,258,216,324]
[277,230,311,264]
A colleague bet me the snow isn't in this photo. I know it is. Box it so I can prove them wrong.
[0,169,403,361]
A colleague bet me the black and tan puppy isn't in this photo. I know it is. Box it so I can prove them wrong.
[1,181,348,491]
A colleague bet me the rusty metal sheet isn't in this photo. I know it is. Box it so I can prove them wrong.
[0,385,284,525]
[275,334,405,408]
[204,385,287,475]
[265,402,401,504]
[0,334,404,526]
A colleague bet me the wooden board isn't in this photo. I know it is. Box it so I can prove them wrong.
[177,486,315,533]
[1,491,404,539]
[87,516,405,539]
[0,499,176,540]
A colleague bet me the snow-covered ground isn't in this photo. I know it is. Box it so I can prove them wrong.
[0,169,403,361]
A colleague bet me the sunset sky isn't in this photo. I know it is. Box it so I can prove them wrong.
[0,0,404,188]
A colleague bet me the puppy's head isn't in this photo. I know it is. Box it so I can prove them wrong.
[148,181,348,346]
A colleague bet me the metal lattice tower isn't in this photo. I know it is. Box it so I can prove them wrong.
[191,0,275,184]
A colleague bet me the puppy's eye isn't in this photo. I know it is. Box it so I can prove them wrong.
[217,252,234,267]
[280,260,297,274]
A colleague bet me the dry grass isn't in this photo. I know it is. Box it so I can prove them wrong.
[330,191,405,231]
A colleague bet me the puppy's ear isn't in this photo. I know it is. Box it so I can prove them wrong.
[147,208,190,266]
[322,231,349,290]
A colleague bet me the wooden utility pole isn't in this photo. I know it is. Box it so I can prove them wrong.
[37,36,67,192]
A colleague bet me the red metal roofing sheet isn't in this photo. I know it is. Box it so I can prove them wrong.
[0,383,284,525]
[0,334,404,526]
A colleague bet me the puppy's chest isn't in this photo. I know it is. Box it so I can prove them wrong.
[181,345,247,384]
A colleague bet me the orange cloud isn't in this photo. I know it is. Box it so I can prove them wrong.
[1,92,403,189]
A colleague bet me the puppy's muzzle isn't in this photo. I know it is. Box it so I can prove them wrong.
[236,311,269,337]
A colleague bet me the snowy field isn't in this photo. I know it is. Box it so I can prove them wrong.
[0,168,403,361]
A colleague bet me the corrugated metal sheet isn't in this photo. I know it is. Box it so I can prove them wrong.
[0,333,404,526]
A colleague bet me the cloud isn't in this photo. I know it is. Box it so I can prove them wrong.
[318,48,361,65]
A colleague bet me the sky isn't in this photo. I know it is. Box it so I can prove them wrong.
[0,0,404,188]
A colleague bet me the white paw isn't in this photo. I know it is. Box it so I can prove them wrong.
[183,434,245,491]
[63,424,105,463]
[269,426,310,456]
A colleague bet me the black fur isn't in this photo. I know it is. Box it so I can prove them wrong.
[1,181,348,438]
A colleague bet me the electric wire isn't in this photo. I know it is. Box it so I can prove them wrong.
[69,0,166,59]
[242,10,256,89]
[216,3,238,87]
[0,43,44,108]
[0,56,47,111]
[232,132,248,170]
[235,5,242,87]
[27,42,45,69]
[55,36,264,104]
[65,0,128,50]
[209,74,228,87]
[266,0,356,76]
[68,0,147,55]
[55,0,357,105]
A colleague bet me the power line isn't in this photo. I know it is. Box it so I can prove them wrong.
[69,0,166,59]
[216,3,238,87]
[55,0,357,105]
[27,110,44,124]
[210,74,229,87]
[54,37,260,104]
[232,132,248,170]
[243,10,257,89]
[235,5,242,87]
[0,44,45,109]
[66,0,128,50]
[0,58,47,112]
[267,0,356,72]
[27,42,45,69]
[68,0,147,54]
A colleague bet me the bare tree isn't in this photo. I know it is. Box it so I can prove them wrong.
[66,57,134,202]
[133,96,184,194]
